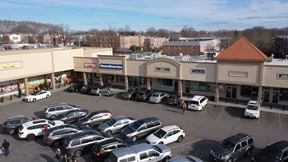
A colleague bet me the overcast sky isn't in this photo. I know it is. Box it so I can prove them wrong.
[0,0,288,31]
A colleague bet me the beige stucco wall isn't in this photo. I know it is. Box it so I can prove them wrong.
[263,65,288,88]
[83,48,113,57]
[0,52,53,82]
[73,57,98,73]
[146,58,180,79]
[126,60,146,76]
[217,62,261,85]
[181,62,216,82]
[53,49,84,72]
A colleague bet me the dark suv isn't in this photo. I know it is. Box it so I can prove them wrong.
[134,89,154,102]
[121,117,162,142]
[210,133,254,162]
[2,115,32,134]
[92,138,127,160]
[252,140,288,162]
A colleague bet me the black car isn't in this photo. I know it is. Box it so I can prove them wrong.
[65,83,83,92]
[92,138,127,160]
[166,95,180,106]
[121,87,144,100]
[81,84,110,96]
[2,115,32,134]
[134,89,154,101]
[252,140,288,162]
[54,109,89,123]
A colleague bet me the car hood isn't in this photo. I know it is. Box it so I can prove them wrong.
[78,117,88,123]
[146,133,160,143]
[155,144,171,153]
[122,92,131,97]
[98,123,110,131]
[211,145,232,157]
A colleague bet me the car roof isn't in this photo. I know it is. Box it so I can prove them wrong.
[152,92,163,95]
[65,130,99,141]
[46,102,68,108]
[191,95,206,101]
[160,125,181,132]
[248,100,259,105]
[90,110,110,114]
[47,124,77,133]
[96,138,124,147]
[23,119,47,127]
[224,133,251,144]
[7,115,27,121]
[138,117,160,123]
[113,143,152,157]
[113,116,130,121]
[268,140,288,151]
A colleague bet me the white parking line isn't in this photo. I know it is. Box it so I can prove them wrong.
[170,138,202,149]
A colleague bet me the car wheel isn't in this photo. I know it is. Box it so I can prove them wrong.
[246,149,252,157]
[32,98,36,102]
[46,94,50,98]
[227,158,233,162]
[26,134,35,141]
[52,140,61,147]
[74,150,82,157]
[106,130,112,136]
[50,115,56,120]
[98,92,102,96]
[177,136,184,143]
[162,156,170,162]
[132,136,137,142]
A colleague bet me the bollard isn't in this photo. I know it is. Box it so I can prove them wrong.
[10,95,13,100]
[0,97,3,102]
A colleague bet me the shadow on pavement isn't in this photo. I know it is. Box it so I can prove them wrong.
[40,154,56,162]
[225,106,245,118]
[164,107,182,114]
[34,111,45,119]
[189,139,219,161]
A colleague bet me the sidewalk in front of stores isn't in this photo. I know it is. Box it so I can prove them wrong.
[0,87,288,115]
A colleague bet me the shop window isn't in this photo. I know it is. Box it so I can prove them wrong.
[280,88,288,102]
[160,79,173,86]
[241,86,258,98]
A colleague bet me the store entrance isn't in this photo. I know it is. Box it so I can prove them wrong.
[272,90,279,104]
[226,86,237,98]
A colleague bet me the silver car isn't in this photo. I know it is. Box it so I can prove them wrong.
[44,103,81,119]
[98,116,135,135]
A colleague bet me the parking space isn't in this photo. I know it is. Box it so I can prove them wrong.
[0,91,287,162]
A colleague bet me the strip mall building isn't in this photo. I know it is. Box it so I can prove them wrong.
[0,37,287,107]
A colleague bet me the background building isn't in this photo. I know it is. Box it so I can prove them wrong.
[162,41,200,56]
[274,36,288,58]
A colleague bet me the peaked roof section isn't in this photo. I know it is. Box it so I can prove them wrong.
[217,36,267,62]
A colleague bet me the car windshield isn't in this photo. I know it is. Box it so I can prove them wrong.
[221,140,235,151]
[153,129,167,138]
[247,105,258,110]
[107,118,117,126]
[86,112,97,118]
[263,146,282,159]
[31,91,39,95]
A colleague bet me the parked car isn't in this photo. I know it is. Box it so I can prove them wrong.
[23,90,51,102]
[63,130,110,157]
[186,95,208,111]
[121,117,162,142]
[149,92,168,104]
[77,110,113,127]
[134,90,154,102]
[121,87,143,100]
[166,95,180,106]
[210,133,254,162]
[92,138,127,160]
[244,100,260,119]
[2,115,32,135]
[251,140,288,162]
[44,103,81,120]
[43,124,82,147]
[105,143,172,162]
[98,116,135,135]
[168,155,204,162]
[146,125,185,145]
[54,109,89,123]
[18,119,65,141]
[81,84,111,96]
[65,83,83,92]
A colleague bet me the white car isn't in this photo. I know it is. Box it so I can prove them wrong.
[146,125,185,145]
[244,100,260,119]
[149,92,168,103]
[23,90,51,102]
[18,119,64,141]
[187,95,208,111]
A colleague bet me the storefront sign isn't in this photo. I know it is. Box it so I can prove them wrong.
[229,71,248,78]
[155,67,170,72]
[277,73,288,80]
[191,69,205,74]
[84,63,97,68]
[100,64,123,70]
[0,61,22,71]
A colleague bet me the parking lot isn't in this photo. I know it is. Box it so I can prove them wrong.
[0,90,288,162]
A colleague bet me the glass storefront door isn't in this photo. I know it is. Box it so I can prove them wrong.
[226,86,237,98]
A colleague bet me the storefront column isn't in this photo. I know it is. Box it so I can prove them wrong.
[82,72,87,85]
[146,78,151,90]
[24,78,29,96]
[50,73,56,90]
[214,83,220,102]
[178,80,183,97]
[124,75,129,91]
[257,86,263,104]
[99,74,104,87]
